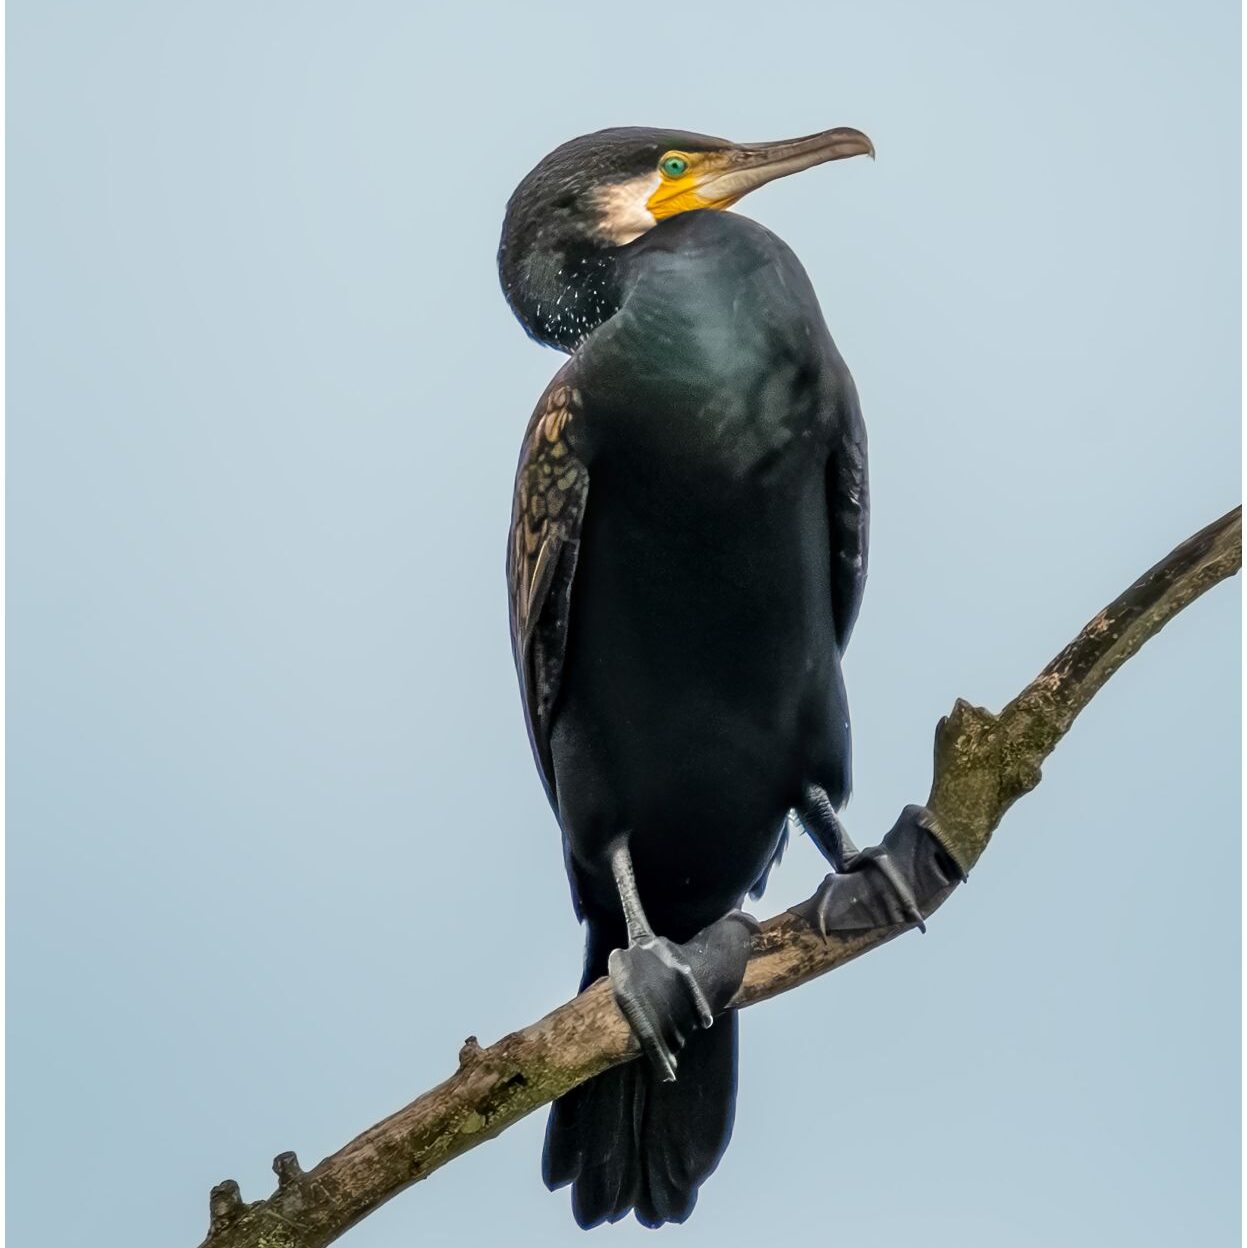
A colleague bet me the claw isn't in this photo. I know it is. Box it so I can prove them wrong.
[801,804,962,938]
[647,939,715,1029]
[608,944,680,1079]
[852,846,927,932]
[608,939,696,1080]
[607,913,755,1080]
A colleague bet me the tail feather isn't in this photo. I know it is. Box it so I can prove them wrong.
[634,1016,738,1227]
[545,1062,642,1226]
[543,920,738,1228]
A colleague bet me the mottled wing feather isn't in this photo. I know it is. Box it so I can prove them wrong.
[508,382,590,810]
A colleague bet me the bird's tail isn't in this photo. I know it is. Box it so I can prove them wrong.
[542,920,738,1228]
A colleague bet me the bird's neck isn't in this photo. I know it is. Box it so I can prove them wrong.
[501,238,625,353]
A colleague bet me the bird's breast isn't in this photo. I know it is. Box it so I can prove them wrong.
[577,226,837,486]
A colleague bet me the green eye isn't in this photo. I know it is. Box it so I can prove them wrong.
[660,154,689,178]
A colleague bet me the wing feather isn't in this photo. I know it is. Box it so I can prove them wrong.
[507,382,590,809]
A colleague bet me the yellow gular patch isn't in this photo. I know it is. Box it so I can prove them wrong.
[646,153,738,219]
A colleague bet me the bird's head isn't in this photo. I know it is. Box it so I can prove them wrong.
[498,125,874,351]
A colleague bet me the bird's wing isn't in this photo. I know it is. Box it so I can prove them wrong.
[827,369,869,651]
[507,380,590,811]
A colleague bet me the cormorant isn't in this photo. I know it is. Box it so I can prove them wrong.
[499,125,880,1228]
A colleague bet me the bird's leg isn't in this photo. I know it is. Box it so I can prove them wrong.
[798,783,861,872]
[609,838,666,948]
[606,837,755,1082]
[797,796,968,939]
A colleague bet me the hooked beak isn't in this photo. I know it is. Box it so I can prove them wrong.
[647,127,875,220]
[700,128,875,208]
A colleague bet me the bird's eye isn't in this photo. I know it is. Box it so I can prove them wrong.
[659,154,690,178]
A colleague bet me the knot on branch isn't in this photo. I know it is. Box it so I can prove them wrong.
[926,700,1004,865]
[934,698,1000,762]
[272,1151,303,1190]
[926,696,1056,873]
[209,1179,247,1234]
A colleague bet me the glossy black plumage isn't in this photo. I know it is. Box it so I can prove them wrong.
[503,134,869,1228]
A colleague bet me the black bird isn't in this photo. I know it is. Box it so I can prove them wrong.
[500,125,876,1228]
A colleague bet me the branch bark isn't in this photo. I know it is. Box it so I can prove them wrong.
[197,506,1242,1248]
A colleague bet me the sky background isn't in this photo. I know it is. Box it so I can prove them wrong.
[8,2,1241,1245]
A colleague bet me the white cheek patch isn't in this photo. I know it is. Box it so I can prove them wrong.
[592,173,662,245]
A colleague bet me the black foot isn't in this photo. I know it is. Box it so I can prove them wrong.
[799,804,966,938]
[608,912,756,1081]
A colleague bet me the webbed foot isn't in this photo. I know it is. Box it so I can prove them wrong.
[608,911,756,1081]
[800,804,966,938]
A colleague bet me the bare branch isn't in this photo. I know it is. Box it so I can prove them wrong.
[196,506,1241,1248]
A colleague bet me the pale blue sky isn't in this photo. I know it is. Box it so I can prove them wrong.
[9,2,1240,1245]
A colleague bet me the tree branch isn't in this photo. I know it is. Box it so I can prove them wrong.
[197,505,1241,1248]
